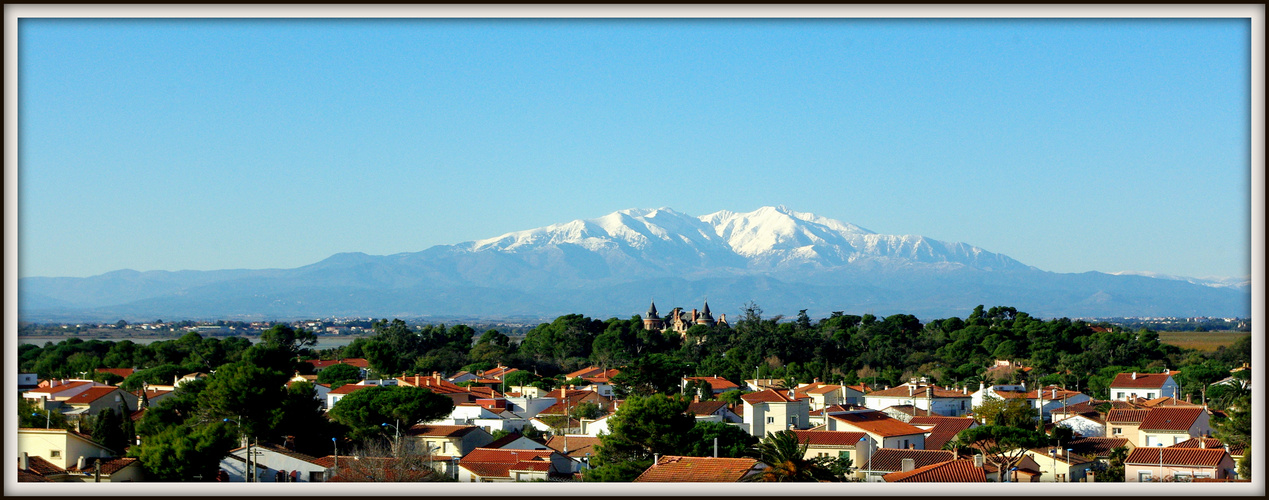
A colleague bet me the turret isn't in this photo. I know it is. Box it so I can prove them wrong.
[642,300,664,331]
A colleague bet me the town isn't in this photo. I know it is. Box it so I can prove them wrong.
[16,302,1251,483]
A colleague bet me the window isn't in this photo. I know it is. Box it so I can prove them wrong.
[902,439,910,449]
[1112,427,1122,435]
[790,417,798,427]
[309,471,324,482]
[1117,392,1125,399]
[1146,393,1155,399]
[1138,471,1153,482]
[766,416,775,424]
[839,451,850,460]
[49,450,61,459]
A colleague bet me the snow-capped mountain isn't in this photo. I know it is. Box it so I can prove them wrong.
[1110,271,1251,291]
[18,206,1250,321]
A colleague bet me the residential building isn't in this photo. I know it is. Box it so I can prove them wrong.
[687,400,741,424]
[1052,412,1106,439]
[633,456,763,482]
[741,389,811,438]
[60,386,138,420]
[864,382,973,417]
[220,443,330,482]
[682,376,740,395]
[1066,436,1135,461]
[456,448,575,482]
[907,415,977,451]
[825,410,927,451]
[1137,407,1210,447]
[24,380,105,405]
[882,459,986,482]
[1109,370,1180,401]
[64,457,144,482]
[858,449,956,482]
[1124,447,1236,482]
[403,425,495,465]
[641,300,728,336]
[790,430,870,467]
[17,428,118,471]
[1105,409,1151,446]
[1024,447,1094,482]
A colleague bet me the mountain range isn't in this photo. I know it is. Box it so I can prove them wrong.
[18,206,1250,322]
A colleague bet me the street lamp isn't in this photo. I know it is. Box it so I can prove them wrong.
[332,437,338,477]
[31,411,49,429]
[381,420,401,457]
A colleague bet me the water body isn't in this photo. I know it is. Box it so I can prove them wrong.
[17,335,365,351]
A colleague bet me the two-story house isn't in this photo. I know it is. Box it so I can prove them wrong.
[1109,370,1180,401]
[741,389,811,438]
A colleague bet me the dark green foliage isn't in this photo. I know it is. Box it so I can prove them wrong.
[90,407,130,454]
[943,425,1051,482]
[590,394,695,471]
[682,421,758,458]
[19,397,68,429]
[196,362,290,438]
[128,421,237,481]
[609,353,688,397]
[327,385,455,442]
[317,363,363,389]
[1095,446,1129,482]
[749,430,841,482]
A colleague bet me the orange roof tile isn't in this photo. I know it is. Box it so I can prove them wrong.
[63,386,124,405]
[686,401,729,416]
[634,456,761,482]
[544,436,602,458]
[1124,448,1229,467]
[1105,408,1151,424]
[921,418,976,451]
[462,448,555,463]
[20,455,66,476]
[683,376,739,390]
[1110,372,1175,389]
[95,368,136,378]
[1138,407,1204,431]
[1168,438,1244,455]
[883,459,986,482]
[862,449,956,472]
[741,389,798,404]
[830,411,927,437]
[328,384,373,395]
[66,457,139,475]
[790,430,868,447]
[403,425,483,438]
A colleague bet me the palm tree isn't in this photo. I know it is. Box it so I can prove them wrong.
[748,430,840,482]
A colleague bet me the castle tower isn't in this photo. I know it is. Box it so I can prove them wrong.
[695,299,715,326]
[643,300,664,331]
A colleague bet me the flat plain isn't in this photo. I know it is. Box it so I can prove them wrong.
[1157,331,1250,352]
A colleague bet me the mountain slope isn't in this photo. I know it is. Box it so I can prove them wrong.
[18,206,1249,321]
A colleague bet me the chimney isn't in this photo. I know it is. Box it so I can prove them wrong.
[1164,368,1170,375]
[963,386,968,395]
[20,453,28,471]
[901,458,915,472]
[908,443,916,450]
[77,456,87,471]
[1187,393,1192,403]
[1200,440,1206,449]
[908,385,914,397]
[974,454,984,468]
[1132,372,1137,380]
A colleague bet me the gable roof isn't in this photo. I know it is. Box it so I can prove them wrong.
[789,430,867,447]
[26,381,95,396]
[228,442,327,467]
[883,459,986,482]
[1138,407,1204,431]
[95,368,136,378]
[1110,372,1175,389]
[1140,396,1200,408]
[65,457,140,475]
[20,455,66,477]
[686,400,729,416]
[683,376,740,390]
[328,383,374,395]
[862,449,956,472]
[867,384,972,399]
[1066,437,1133,457]
[544,436,602,459]
[741,389,799,404]
[1168,437,1244,456]
[63,386,125,405]
[830,411,927,437]
[920,418,977,451]
[634,456,761,482]
[1124,448,1230,467]
[1105,408,1151,424]
[461,448,555,464]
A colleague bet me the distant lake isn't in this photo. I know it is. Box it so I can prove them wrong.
[17,335,366,350]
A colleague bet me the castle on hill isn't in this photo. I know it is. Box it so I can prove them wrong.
[641,300,727,334]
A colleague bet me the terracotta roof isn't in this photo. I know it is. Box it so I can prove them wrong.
[404,424,483,438]
[544,436,602,459]
[27,381,94,396]
[462,448,555,463]
[634,456,761,482]
[1138,407,1204,431]
[20,455,66,476]
[908,415,968,426]
[63,386,124,405]
[1106,408,1151,424]
[921,418,977,451]
[683,376,740,390]
[867,384,972,399]
[1110,372,1175,389]
[95,368,136,378]
[1124,448,1230,467]
[1028,448,1093,466]
[1066,437,1132,457]
[790,430,867,447]
[65,457,139,475]
[1140,396,1200,408]
[328,384,373,395]
[307,358,369,370]
[830,411,927,437]
[862,449,956,472]
[741,389,798,404]
[1168,438,1244,456]
[396,376,467,394]
[1050,400,1105,416]
[480,366,520,380]
[686,400,729,416]
[804,384,844,395]
[883,459,986,482]
[17,469,54,482]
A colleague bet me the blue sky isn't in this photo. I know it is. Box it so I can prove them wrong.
[18,17,1252,279]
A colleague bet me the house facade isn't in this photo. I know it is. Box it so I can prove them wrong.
[864,382,973,417]
[1124,448,1235,482]
[741,389,811,438]
[1137,407,1211,447]
[826,410,928,452]
[1109,371,1180,401]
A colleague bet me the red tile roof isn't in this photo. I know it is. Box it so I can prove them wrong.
[741,389,798,404]
[307,358,369,370]
[95,368,136,378]
[1110,372,1175,389]
[867,384,972,399]
[686,400,729,416]
[544,436,602,459]
[63,386,124,405]
[634,456,761,482]
[65,457,139,475]
[1168,438,1244,456]
[20,455,66,476]
[27,381,94,396]
[1140,396,1200,408]
[921,418,977,451]
[328,383,373,395]
[396,376,467,394]
[830,411,927,437]
[1124,448,1230,467]
[462,448,555,463]
[790,430,867,447]
[883,459,986,482]
[683,376,739,390]
[862,449,956,472]
[1106,408,1151,424]
[1138,407,1204,431]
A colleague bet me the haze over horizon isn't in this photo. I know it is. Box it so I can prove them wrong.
[17,14,1253,281]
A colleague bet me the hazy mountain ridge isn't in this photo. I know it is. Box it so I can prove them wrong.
[18,206,1250,321]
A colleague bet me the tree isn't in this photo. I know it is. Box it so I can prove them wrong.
[196,362,290,439]
[748,430,841,482]
[942,425,1050,482]
[609,353,688,397]
[128,421,237,481]
[259,324,318,354]
[718,389,746,407]
[1094,446,1129,482]
[588,394,695,481]
[1213,393,1251,449]
[1236,447,1250,480]
[570,401,604,420]
[90,407,130,454]
[19,397,68,429]
[972,394,1037,429]
[682,421,758,458]
[317,363,363,389]
[326,440,447,482]
[327,385,454,442]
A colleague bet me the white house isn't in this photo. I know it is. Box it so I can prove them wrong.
[1137,407,1211,447]
[1053,413,1106,439]
[220,443,331,482]
[17,428,117,471]
[1108,370,1180,401]
[741,389,811,438]
[825,410,928,452]
[456,448,576,482]
[865,382,973,417]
